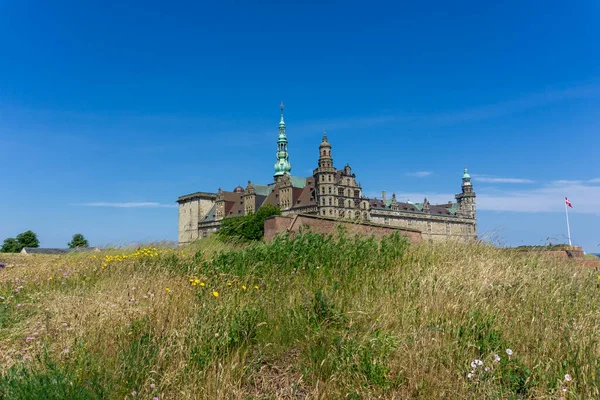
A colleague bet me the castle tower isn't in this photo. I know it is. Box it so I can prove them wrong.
[455,167,476,219]
[314,131,337,216]
[243,180,256,215]
[273,102,292,181]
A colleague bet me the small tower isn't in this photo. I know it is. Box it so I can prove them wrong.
[314,131,337,217]
[243,180,256,215]
[455,166,476,219]
[422,197,431,214]
[273,102,292,181]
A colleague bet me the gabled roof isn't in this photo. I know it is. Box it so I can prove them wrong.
[290,176,307,189]
[202,204,217,222]
[253,184,274,196]
[292,177,317,208]
[395,202,420,212]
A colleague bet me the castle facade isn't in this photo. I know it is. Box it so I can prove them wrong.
[177,105,476,244]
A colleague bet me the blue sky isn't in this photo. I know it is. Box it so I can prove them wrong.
[1,1,599,251]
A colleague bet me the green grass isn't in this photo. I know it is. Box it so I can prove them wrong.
[0,230,598,399]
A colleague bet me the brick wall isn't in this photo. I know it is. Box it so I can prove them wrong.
[264,214,422,244]
[264,215,295,242]
[521,247,585,259]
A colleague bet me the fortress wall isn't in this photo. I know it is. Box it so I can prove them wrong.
[264,214,422,244]
[370,213,476,242]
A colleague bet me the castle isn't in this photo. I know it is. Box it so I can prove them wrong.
[177,104,477,244]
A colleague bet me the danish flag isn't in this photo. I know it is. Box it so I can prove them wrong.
[565,197,573,208]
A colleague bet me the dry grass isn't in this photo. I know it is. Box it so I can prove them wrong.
[0,232,599,399]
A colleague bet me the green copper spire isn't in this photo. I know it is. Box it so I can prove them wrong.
[462,166,471,180]
[462,166,472,185]
[274,102,292,178]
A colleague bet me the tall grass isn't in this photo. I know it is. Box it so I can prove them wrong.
[0,230,598,399]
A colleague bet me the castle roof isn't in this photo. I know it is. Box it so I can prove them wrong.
[202,204,217,222]
[293,177,317,208]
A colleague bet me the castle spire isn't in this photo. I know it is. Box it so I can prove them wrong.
[274,102,292,179]
[462,165,472,186]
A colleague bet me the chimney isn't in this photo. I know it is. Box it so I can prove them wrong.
[382,191,387,204]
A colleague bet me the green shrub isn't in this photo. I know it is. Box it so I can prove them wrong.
[217,204,281,242]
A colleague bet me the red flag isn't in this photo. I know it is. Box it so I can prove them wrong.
[565,197,573,208]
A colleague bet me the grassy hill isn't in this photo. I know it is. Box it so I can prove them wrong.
[1,231,598,399]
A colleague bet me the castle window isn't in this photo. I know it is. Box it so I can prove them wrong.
[328,198,332,206]
[328,187,332,194]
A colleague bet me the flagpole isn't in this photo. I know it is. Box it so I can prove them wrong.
[565,198,572,246]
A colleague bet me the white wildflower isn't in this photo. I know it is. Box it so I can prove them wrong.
[506,348,513,356]
[470,361,477,369]
[564,374,572,382]
[475,359,483,366]
[494,354,501,362]
[485,367,490,372]
[467,372,473,379]
[562,386,567,392]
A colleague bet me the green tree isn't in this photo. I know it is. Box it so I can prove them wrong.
[16,230,40,249]
[217,204,281,242]
[68,233,89,248]
[1,238,21,253]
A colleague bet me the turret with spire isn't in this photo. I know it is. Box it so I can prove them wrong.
[313,130,337,216]
[455,166,476,220]
[274,102,292,181]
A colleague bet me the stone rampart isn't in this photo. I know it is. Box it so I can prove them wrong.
[264,214,422,244]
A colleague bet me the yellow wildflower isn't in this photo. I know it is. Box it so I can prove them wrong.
[254,285,259,290]
[212,291,219,297]
[200,282,205,287]
[227,282,232,286]
[165,288,171,293]
[241,285,247,290]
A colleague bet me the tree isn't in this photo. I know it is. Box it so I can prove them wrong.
[1,238,21,253]
[217,204,281,242]
[68,233,89,248]
[16,230,40,249]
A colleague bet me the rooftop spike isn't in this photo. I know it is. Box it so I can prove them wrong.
[274,102,292,178]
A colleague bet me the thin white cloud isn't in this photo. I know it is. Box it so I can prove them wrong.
[74,202,177,208]
[406,171,433,178]
[472,174,535,184]
[587,178,600,184]
[380,180,600,214]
